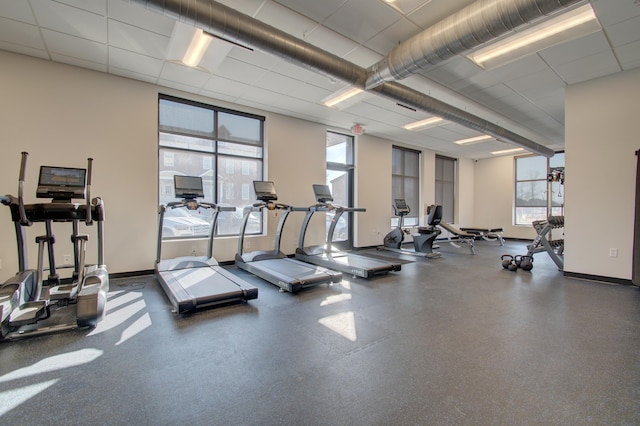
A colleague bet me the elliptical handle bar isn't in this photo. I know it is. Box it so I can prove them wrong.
[85,158,93,225]
[18,151,31,226]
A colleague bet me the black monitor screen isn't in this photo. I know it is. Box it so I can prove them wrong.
[174,175,204,199]
[37,166,86,199]
[394,199,408,210]
[254,181,277,201]
[312,184,333,203]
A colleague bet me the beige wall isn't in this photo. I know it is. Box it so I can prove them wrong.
[0,50,445,277]
[564,68,640,279]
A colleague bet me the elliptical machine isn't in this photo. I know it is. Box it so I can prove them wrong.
[0,152,109,340]
[380,199,442,258]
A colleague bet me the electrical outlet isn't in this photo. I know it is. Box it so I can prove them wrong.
[64,254,73,265]
[609,248,618,258]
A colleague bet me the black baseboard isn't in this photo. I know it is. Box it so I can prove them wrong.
[564,271,635,286]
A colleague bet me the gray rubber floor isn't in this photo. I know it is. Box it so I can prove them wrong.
[1,240,639,425]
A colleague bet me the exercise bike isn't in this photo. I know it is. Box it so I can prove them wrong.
[379,200,442,258]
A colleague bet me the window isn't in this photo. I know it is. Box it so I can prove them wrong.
[158,95,264,239]
[326,131,354,248]
[391,146,420,227]
[435,155,456,223]
[515,152,565,225]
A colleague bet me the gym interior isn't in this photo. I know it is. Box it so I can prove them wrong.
[1,0,639,424]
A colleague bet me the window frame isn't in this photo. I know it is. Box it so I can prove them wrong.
[435,155,456,224]
[514,152,564,225]
[158,94,265,239]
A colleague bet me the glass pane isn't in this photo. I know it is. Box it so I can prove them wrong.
[549,152,565,169]
[326,132,353,165]
[404,151,418,178]
[442,182,454,223]
[218,112,261,145]
[159,132,214,153]
[326,170,349,242]
[551,181,564,208]
[516,155,547,181]
[515,207,547,225]
[516,181,547,207]
[392,148,402,175]
[159,148,215,240]
[218,141,262,158]
[216,156,262,235]
[159,99,214,138]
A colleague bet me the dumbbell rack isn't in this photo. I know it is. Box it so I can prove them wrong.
[526,216,564,270]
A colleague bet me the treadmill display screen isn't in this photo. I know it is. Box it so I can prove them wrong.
[312,184,333,203]
[174,175,204,199]
[394,199,408,210]
[254,181,277,201]
[37,166,86,199]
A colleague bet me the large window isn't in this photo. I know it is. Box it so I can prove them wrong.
[326,131,354,248]
[392,146,420,227]
[158,95,264,239]
[435,155,456,223]
[515,152,565,225]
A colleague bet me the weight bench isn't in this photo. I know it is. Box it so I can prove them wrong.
[459,227,505,246]
[437,222,477,254]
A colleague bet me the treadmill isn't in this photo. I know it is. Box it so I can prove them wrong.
[156,176,258,313]
[235,181,342,293]
[295,184,402,278]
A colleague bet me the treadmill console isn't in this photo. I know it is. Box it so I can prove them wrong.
[37,166,86,202]
[312,184,333,204]
[393,199,410,216]
[174,175,204,200]
[254,181,278,202]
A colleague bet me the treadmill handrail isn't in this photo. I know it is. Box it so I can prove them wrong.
[297,201,366,253]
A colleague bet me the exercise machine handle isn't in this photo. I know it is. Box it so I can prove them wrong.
[18,151,31,226]
[85,158,93,225]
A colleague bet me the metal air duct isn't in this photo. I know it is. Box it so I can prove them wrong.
[366,0,584,89]
[128,0,554,157]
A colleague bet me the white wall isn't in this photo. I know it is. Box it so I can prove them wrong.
[564,68,640,279]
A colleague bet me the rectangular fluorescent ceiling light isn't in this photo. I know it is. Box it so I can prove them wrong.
[491,148,525,155]
[468,4,600,70]
[454,134,493,145]
[183,28,213,67]
[323,87,364,108]
[403,116,444,130]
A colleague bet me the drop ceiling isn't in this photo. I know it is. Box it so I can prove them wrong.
[0,0,639,159]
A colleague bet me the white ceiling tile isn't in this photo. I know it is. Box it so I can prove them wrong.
[107,0,175,36]
[160,61,211,87]
[605,15,640,48]
[53,0,106,15]
[342,46,383,68]
[0,0,37,24]
[108,20,169,59]
[42,29,107,64]
[364,17,422,55]
[0,17,45,49]
[271,0,347,24]
[109,65,158,84]
[31,0,106,43]
[408,0,475,29]
[304,25,359,58]
[0,40,48,59]
[383,0,433,16]
[202,75,251,99]
[615,40,640,70]
[50,52,107,72]
[255,1,318,39]
[504,69,566,101]
[555,50,622,85]
[108,46,163,77]
[215,57,269,85]
[539,31,611,67]
[227,46,280,70]
[592,0,640,27]
[323,0,401,44]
